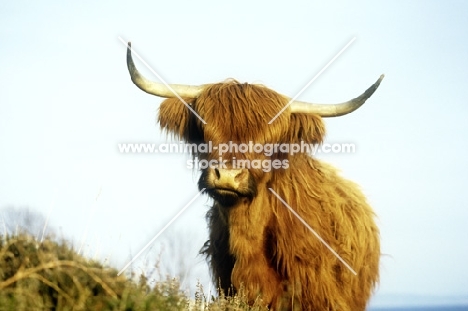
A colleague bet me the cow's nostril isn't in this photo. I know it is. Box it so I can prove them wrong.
[214,167,220,179]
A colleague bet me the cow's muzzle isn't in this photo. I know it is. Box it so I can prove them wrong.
[199,167,257,207]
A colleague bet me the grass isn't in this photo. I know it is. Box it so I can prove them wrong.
[0,233,268,311]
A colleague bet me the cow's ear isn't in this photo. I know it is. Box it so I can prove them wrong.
[285,113,326,145]
[158,97,195,141]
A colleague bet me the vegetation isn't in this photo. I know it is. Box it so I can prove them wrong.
[0,233,188,310]
[0,233,267,310]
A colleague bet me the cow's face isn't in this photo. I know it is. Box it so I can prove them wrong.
[126,43,382,207]
[158,81,326,207]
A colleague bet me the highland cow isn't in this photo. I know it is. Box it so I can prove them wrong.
[126,42,382,310]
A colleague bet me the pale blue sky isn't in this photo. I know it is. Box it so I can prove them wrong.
[1,1,468,307]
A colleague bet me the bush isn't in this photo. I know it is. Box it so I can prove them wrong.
[0,234,188,310]
[0,233,272,310]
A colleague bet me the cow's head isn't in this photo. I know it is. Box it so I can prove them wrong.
[126,43,383,207]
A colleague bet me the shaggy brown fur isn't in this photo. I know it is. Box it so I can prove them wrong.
[158,80,380,310]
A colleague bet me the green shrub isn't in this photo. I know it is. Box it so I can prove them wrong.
[0,234,188,310]
[0,234,271,310]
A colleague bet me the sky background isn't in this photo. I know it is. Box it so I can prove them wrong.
[1,1,468,308]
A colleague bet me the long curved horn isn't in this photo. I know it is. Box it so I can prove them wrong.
[126,42,204,98]
[289,74,384,117]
